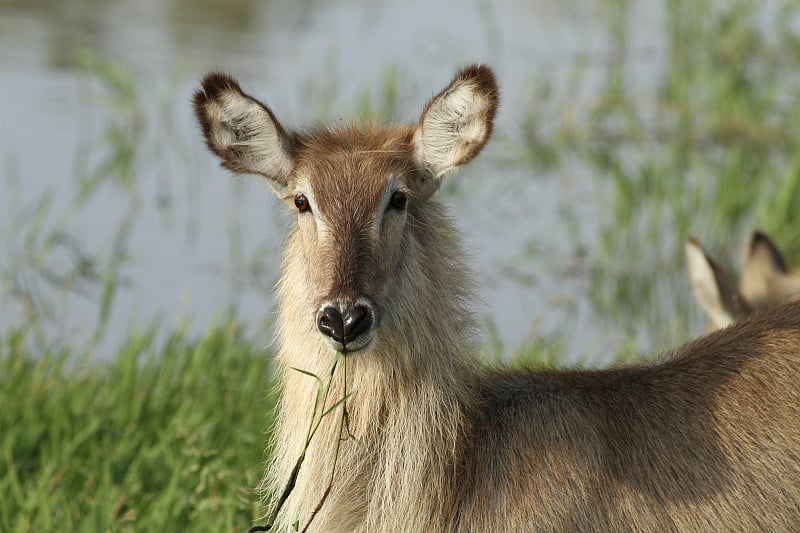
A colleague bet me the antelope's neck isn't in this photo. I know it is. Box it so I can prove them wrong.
[267,204,481,530]
[270,333,478,531]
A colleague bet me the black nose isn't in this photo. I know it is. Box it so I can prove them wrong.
[317,305,373,347]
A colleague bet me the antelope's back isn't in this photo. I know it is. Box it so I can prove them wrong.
[455,301,800,531]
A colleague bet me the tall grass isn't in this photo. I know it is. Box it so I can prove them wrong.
[0,318,273,532]
[0,50,280,533]
[1,51,146,352]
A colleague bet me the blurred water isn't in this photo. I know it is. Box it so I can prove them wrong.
[0,0,666,362]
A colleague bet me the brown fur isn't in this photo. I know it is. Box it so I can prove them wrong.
[194,66,800,531]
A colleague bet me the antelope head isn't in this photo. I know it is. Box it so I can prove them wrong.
[193,66,499,355]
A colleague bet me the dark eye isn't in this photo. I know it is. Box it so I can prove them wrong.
[294,194,311,213]
[389,190,408,210]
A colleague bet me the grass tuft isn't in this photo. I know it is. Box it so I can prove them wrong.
[0,318,274,532]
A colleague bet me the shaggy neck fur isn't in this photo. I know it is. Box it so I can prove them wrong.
[262,200,479,532]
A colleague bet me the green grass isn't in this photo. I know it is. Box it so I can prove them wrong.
[0,319,275,532]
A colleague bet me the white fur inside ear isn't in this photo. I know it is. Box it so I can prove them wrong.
[686,240,734,329]
[415,81,491,178]
[205,90,292,194]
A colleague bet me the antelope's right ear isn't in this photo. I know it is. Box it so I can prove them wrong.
[686,236,750,330]
[411,64,499,197]
[193,73,293,197]
[740,230,788,306]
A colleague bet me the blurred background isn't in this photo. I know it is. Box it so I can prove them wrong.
[4,0,800,529]
[6,0,800,362]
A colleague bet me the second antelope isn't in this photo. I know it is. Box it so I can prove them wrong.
[194,65,800,532]
[687,230,800,330]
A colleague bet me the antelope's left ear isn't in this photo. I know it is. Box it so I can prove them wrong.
[411,64,499,196]
[686,235,750,330]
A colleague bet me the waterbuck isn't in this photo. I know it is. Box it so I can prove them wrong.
[687,231,800,330]
[194,65,800,532]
